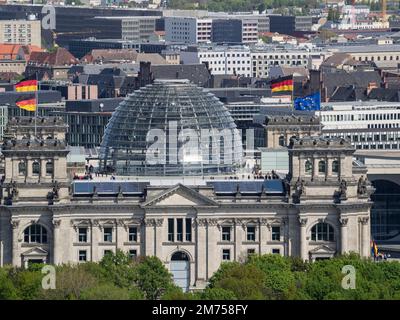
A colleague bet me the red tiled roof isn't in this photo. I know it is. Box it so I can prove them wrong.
[29,47,79,66]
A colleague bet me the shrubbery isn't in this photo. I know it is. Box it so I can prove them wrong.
[1,251,400,300]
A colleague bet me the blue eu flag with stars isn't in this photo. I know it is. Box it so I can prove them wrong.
[294,92,321,111]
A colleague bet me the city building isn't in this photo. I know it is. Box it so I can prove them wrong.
[320,101,400,151]
[50,98,123,149]
[211,18,258,44]
[164,16,212,44]
[180,45,252,77]
[67,38,169,59]
[0,114,374,292]
[41,83,98,101]
[0,19,41,48]
[91,16,159,42]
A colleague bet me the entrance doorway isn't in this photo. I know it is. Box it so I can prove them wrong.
[170,251,190,292]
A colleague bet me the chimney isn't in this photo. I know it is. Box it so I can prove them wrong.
[367,82,378,95]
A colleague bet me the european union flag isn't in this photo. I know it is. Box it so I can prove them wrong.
[294,92,321,111]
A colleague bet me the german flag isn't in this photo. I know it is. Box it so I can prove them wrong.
[270,75,294,94]
[15,78,38,92]
[15,94,36,112]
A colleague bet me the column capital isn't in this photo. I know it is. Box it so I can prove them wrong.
[339,218,349,226]
[52,219,61,228]
[358,217,369,225]
[299,217,308,226]
[10,219,19,229]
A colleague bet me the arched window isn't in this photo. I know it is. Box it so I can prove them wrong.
[18,161,26,175]
[311,223,334,242]
[24,224,47,243]
[46,161,53,175]
[278,135,285,147]
[305,160,312,175]
[332,160,339,174]
[318,160,326,174]
[32,161,40,176]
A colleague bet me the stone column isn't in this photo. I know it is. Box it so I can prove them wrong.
[260,219,269,255]
[144,219,155,256]
[326,157,332,180]
[26,157,33,180]
[12,157,18,180]
[339,217,348,254]
[283,217,289,256]
[299,217,308,260]
[207,219,218,279]
[40,157,47,181]
[234,220,243,261]
[52,219,61,265]
[91,220,100,262]
[196,218,207,285]
[154,219,164,257]
[11,219,20,266]
[116,220,125,251]
[359,217,370,258]
[313,157,319,180]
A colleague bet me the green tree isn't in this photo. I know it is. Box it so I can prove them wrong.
[134,256,175,300]
[99,250,137,288]
[0,268,19,300]
[201,287,237,300]
[209,263,266,299]
[80,284,131,300]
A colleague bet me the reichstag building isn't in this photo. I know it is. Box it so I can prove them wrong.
[0,81,374,292]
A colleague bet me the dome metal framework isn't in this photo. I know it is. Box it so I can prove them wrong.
[99,80,243,176]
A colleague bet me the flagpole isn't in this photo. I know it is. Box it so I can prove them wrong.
[291,76,294,115]
[34,72,38,138]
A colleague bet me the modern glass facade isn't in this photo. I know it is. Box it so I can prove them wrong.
[99,79,243,176]
[371,179,400,243]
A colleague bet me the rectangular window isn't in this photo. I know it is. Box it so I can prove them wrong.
[168,218,174,242]
[129,249,137,259]
[272,226,281,241]
[185,218,192,242]
[103,227,113,242]
[247,249,255,256]
[222,226,231,241]
[272,248,280,255]
[104,250,112,257]
[177,218,183,242]
[128,227,137,242]
[222,249,231,261]
[247,226,256,241]
[79,250,87,262]
[78,228,87,243]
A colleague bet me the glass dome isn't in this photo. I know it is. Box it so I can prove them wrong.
[99,79,243,176]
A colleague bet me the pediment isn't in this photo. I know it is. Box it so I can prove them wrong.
[309,245,336,254]
[143,184,218,207]
[22,247,48,257]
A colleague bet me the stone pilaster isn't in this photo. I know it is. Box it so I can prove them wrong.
[11,219,20,266]
[195,218,207,285]
[260,219,269,255]
[359,217,370,258]
[339,217,348,254]
[144,219,155,256]
[154,219,164,256]
[299,217,308,260]
[52,219,61,265]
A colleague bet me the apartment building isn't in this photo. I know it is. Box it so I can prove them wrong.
[164,16,212,44]
[0,19,41,48]
[180,45,252,77]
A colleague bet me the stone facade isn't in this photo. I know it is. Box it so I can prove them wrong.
[0,117,374,291]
